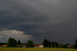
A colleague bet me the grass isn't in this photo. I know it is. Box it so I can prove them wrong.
[0,48,77,51]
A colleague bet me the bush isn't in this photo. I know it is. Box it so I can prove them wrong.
[73,44,77,48]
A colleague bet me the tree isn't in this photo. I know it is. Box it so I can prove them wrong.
[73,38,77,48]
[73,44,77,48]
[17,40,21,45]
[51,42,58,48]
[75,38,77,44]
[8,38,17,47]
[48,41,51,48]
[43,39,50,47]
[26,40,34,47]
[62,44,69,48]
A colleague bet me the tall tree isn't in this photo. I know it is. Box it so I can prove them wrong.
[26,40,34,47]
[73,38,77,48]
[17,40,21,45]
[75,38,77,44]
[8,38,17,47]
[43,39,50,47]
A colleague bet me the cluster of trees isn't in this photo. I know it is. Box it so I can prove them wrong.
[42,39,77,48]
[7,38,34,47]
[43,39,58,48]
[7,38,58,48]
[26,40,34,47]
[7,38,59,48]
[8,38,22,47]
[0,38,77,49]
[8,38,17,47]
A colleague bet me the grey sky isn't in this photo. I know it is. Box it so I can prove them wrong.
[0,0,77,44]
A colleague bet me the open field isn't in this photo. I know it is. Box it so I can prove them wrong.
[0,48,77,51]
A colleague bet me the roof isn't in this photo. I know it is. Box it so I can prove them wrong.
[34,44,43,46]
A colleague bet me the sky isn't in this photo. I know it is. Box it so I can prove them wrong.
[0,0,77,44]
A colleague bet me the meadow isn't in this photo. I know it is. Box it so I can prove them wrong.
[0,48,77,51]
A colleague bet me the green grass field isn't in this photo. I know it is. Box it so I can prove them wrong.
[0,48,77,51]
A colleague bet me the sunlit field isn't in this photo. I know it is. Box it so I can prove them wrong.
[0,48,77,51]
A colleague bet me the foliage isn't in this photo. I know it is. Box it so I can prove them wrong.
[51,42,58,48]
[73,38,77,48]
[17,40,21,45]
[43,39,51,47]
[26,40,34,47]
[0,43,7,46]
[75,38,77,44]
[8,38,17,47]
[73,43,77,48]
[61,44,69,48]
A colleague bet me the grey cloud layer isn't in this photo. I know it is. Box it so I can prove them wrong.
[0,30,32,42]
[0,0,77,44]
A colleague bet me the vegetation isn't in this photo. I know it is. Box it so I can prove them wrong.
[17,40,21,45]
[0,38,77,49]
[43,39,59,48]
[73,38,77,48]
[62,44,69,48]
[73,44,77,48]
[43,39,50,47]
[51,42,58,48]
[8,38,17,47]
[26,40,34,47]
[0,43,7,46]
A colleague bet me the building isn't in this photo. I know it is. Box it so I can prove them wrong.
[1,45,8,48]
[38,44,43,48]
[34,44,43,48]
[66,45,72,48]
[16,43,26,48]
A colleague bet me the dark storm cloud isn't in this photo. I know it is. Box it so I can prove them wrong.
[0,0,77,44]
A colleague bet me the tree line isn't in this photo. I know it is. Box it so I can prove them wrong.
[0,38,77,48]
[7,38,59,48]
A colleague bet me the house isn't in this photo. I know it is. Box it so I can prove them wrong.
[16,43,26,48]
[66,45,72,48]
[34,44,43,48]
[38,44,43,48]
[1,45,8,48]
